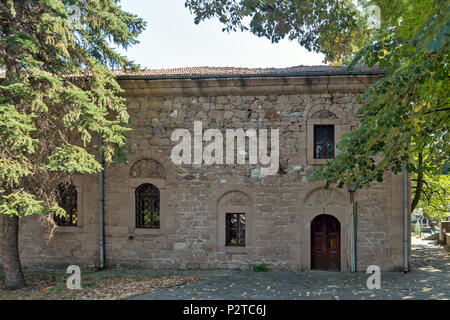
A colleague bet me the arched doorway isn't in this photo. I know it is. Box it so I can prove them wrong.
[311,214,341,271]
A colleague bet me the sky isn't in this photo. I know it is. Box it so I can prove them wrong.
[117,0,326,69]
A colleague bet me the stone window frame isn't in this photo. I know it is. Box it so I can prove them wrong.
[54,178,83,233]
[128,177,167,237]
[307,118,350,166]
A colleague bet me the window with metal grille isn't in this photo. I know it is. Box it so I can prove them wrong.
[226,213,245,246]
[54,184,78,226]
[135,183,160,229]
[314,125,335,159]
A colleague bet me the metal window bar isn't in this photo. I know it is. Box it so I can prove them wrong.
[226,213,246,246]
[136,184,160,228]
[314,125,335,159]
[55,184,78,226]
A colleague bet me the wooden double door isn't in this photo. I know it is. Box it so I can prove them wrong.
[311,214,341,271]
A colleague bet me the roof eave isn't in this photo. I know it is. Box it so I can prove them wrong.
[115,69,387,81]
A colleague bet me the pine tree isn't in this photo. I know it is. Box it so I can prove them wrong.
[0,0,145,290]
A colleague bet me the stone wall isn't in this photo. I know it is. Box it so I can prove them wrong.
[0,74,409,272]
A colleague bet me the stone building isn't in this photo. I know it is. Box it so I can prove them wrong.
[2,66,411,272]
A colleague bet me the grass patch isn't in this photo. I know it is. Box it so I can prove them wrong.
[47,284,66,291]
[81,279,98,288]
[251,264,269,272]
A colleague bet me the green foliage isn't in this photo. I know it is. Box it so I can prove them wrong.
[309,1,449,196]
[414,173,449,221]
[0,189,43,217]
[0,1,145,218]
[48,284,66,291]
[81,279,97,287]
[186,0,449,214]
[43,146,102,174]
[251,264,269,272]
[185,0,370,64]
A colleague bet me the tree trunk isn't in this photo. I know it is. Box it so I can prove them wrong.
[411,152,423,213]
[0,0,27,291]
[1,214,27,290]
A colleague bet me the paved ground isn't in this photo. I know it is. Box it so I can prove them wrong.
[130,238,449,300]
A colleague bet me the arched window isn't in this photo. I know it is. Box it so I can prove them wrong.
[135,183,160,229]
[55,183,78,226]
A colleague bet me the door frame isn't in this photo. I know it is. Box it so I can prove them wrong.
[302,206,349,271]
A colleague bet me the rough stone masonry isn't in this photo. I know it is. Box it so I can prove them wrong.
[0,66,411,272]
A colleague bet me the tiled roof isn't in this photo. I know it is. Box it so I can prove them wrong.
[0,65,384,80]
[114,65,384,79]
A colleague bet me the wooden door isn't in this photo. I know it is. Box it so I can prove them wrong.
[311,214,341,271]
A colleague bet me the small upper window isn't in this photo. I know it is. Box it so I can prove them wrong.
[226,213,246,246]
[136,183,160,229]
[314,125,335,159]
[55,183,78,226]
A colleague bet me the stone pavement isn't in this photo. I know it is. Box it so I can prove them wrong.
[129,238,449,300]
